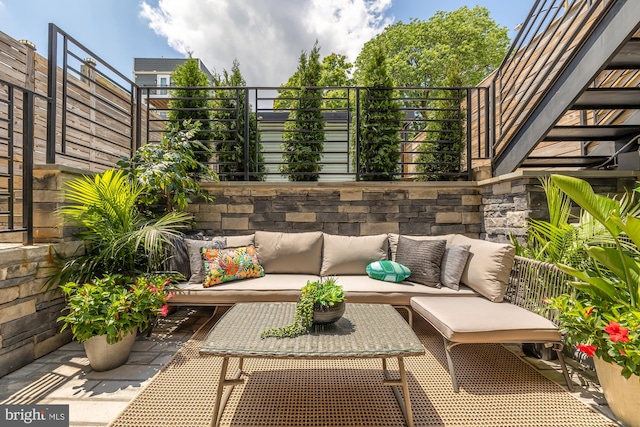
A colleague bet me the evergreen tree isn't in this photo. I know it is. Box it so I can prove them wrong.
[354,46,402,181]
[280,42,325,181]
[212,60,265,181]
[416,71,464,180]
[167,54,212,165]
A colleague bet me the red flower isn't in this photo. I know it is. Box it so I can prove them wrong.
[604,321,630,343]
[576,344,597,357]
[166,292,175,300]
[584,307,594,316]
[160,304,169,317]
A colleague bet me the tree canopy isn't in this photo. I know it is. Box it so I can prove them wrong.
[354,6,510,87]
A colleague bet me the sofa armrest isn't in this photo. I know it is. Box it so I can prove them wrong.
[505,255,572,321]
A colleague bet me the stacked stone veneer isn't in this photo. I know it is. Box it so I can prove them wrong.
[1,167,639,377]
[190,182,483,238]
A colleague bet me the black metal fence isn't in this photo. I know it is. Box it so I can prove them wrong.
[140,85,491,182]
[0,79,46,245]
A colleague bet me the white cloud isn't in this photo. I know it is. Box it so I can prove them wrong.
[139,0,393,86]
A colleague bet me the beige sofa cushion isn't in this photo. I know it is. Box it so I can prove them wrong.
[410,296,561,343]
[254,231,323,274]
[226,234,255,247]
[450,235,515,302]
[321,234,388,275]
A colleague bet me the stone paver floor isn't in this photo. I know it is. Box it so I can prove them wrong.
[0,306,623,427]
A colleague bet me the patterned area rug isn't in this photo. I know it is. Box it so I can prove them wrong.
[109,307,615,427]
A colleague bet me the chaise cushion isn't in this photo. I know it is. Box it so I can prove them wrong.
[395,237,446,288]
[450,235,515,302]
[321,233,388,275]
[410,296,561,343]
[255,231,323,274]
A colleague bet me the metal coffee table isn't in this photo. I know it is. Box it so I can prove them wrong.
[200,302,425,427]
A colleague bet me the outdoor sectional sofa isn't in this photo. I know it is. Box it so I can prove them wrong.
[169,230,574,392]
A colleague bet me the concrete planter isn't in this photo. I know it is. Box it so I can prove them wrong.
[83,327,137,371]
[594,356,640,427]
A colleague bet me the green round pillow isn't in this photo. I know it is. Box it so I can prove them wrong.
[366,260,411,283]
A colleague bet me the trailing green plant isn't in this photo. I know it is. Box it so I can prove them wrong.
[58,274,175,344]
[545,174,640,378]
[49,169,191,287]
[280,41,325,181]
[118,120,218,212]
[261,278,345,338]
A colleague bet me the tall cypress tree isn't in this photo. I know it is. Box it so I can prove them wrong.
[280,42,324,181]
[167,54,212,165]
[212,60,265,181]
[355,46,402,181]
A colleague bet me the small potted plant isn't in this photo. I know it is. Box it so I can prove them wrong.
[261,277,345,338]
[58,274,175,371]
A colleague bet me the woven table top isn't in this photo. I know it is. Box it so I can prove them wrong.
[200,302,425,359]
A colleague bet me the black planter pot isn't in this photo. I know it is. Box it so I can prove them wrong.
[312,301,345,325]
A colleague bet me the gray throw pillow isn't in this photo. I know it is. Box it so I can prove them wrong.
[185,237,226,284]
[440,244,471,290]
[395,236,446,288]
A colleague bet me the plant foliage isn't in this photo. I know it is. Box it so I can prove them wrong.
[212,60,266,181]
[119,120,218,212]
[280,41,325,181]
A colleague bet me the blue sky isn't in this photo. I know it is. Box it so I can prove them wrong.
[0,0,530,86]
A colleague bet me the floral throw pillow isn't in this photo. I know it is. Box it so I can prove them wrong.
[202,245,264,287]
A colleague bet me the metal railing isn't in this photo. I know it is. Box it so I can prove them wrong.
[0,79,46,244]
[492,0,612,154]
[140,85,491,182]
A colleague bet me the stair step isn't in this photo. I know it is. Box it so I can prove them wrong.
[572,88,640,109]
[544,125,640,141]
[520,156,609,168]
[606,39,640,70]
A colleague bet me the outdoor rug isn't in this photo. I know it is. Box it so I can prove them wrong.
[109,308,615,427]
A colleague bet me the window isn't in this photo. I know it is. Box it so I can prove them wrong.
[157,75,171,95]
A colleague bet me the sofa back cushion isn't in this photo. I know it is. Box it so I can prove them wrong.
[226,234,255,247]
[321,233,388,275]
[450,234,515,302]
[254,231,324,274]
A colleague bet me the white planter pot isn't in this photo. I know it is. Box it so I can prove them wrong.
[593,356,640,427]
[83,327,137,371]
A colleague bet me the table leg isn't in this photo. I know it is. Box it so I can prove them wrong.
[382,357,414,427]
[210,357,245,427]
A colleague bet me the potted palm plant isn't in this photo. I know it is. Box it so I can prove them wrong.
[545,174,640,427]
[53,169,191,370]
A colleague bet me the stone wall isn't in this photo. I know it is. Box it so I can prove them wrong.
[0,242,81,377]
[190,182,483,238]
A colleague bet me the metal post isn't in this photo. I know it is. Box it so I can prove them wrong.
[244,88,250,181]
[22,91,34,245]
[46,23,57,164]
[135,85,142,151]
[466,88,473,181]
[355,88,361,181]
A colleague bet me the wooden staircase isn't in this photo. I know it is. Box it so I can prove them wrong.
[491,0,640,176]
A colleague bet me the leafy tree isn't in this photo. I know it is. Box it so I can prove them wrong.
[167,54,212,164]
[118,120,218,213]
[354,6,509,88]
[280,41,325,181]
[212,60,266,181]
[354,45,402,181]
